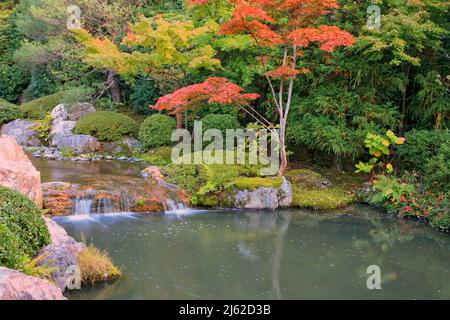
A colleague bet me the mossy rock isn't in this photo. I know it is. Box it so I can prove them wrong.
[233,176,283,191]
[285,169,331,189]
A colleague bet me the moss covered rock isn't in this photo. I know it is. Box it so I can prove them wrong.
[286,169,356,210]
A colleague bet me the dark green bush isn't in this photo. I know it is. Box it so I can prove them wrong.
[74,111,137,141]
[397,130,450,191]
[138,114,176,150]
[0,99,24,124]
[0,186,50,270]
[397,130,450,172]
[130,77,160,115]
[424,144,450,191]
[201,114,241,137]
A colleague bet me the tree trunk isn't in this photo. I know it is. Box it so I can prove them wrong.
[176,112,183,129]
[277,120,288,176]
[107,69,121,102]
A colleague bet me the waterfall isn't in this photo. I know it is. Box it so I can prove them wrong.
[73,198,93,215]
[72,191,132,215]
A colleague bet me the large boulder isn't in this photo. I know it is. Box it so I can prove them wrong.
[49,105,100,154]
[0,135,43,207]
[0,267,66,300]
[38,217,85,291]
[52,134,101,154]
[51,103,96,122]
[0,119,41,147]
[233,177,292,210]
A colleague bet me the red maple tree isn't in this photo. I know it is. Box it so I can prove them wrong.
[152,77,259,113]
[156,0,355,174]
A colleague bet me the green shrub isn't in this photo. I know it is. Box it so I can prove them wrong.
[137,146,173,165]
[20,87,92,120]
[424,144,450,191]
[20,92,65,119]
[397,130,450,172]
[0,99,24,124]
[397,130,450,191]
[164,164,206,194]
[138,114,176,150]
[0,186,50,270]
[74,111,137,141]
[201,114,241,137]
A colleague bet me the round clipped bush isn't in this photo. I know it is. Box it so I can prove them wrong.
[74,111,137,141]
[0,99,24,124]
[201,114,241,137]
[0,186,50,269]
[138,114,176,150]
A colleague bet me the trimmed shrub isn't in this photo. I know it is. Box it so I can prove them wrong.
[0,99,24,124]
[74,111,137,141]
[138,114,176,150]
[201,114,241,137]
[20,87,92,120]
[0,186,50,270]
[20,92,65,119]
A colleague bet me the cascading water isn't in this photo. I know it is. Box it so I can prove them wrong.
[72,191,132,215]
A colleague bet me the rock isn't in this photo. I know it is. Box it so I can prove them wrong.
[0,135,43,207]
[0,267,66,300]
[49,120,76,144]
[49,104,100,154]
[234,177,292,210]
[0,119,41,147]
[51,103,95,122]
[50,104,69,122]
[38,217,85,291]
[42,182,75,216]
[101,136,141,156]
[51,132,100,154]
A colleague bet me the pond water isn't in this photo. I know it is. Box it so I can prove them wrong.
[30,156,450,299]
[56,207,450,300]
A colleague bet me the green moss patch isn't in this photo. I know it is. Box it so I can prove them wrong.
[234,176,283,191]
[292,185,354,210]
[138,146,173,165]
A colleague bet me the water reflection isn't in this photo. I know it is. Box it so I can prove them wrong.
[61,207,450,300]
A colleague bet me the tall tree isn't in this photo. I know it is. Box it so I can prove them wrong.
[74,14,221,127]
[190,0,355,174]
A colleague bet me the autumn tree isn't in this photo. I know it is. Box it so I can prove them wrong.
[13,0,141,101]
[74,15,221,127]
[182,0,355,174]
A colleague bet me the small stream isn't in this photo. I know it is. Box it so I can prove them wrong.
[31,157,450,299]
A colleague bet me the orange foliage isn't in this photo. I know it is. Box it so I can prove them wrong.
[152,77,259,113]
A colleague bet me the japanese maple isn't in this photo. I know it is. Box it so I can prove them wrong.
[191,0,355,174]
[153,77,259,113]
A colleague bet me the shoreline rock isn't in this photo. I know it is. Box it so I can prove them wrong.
[0,267,66,300]
[0,135,43,207]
